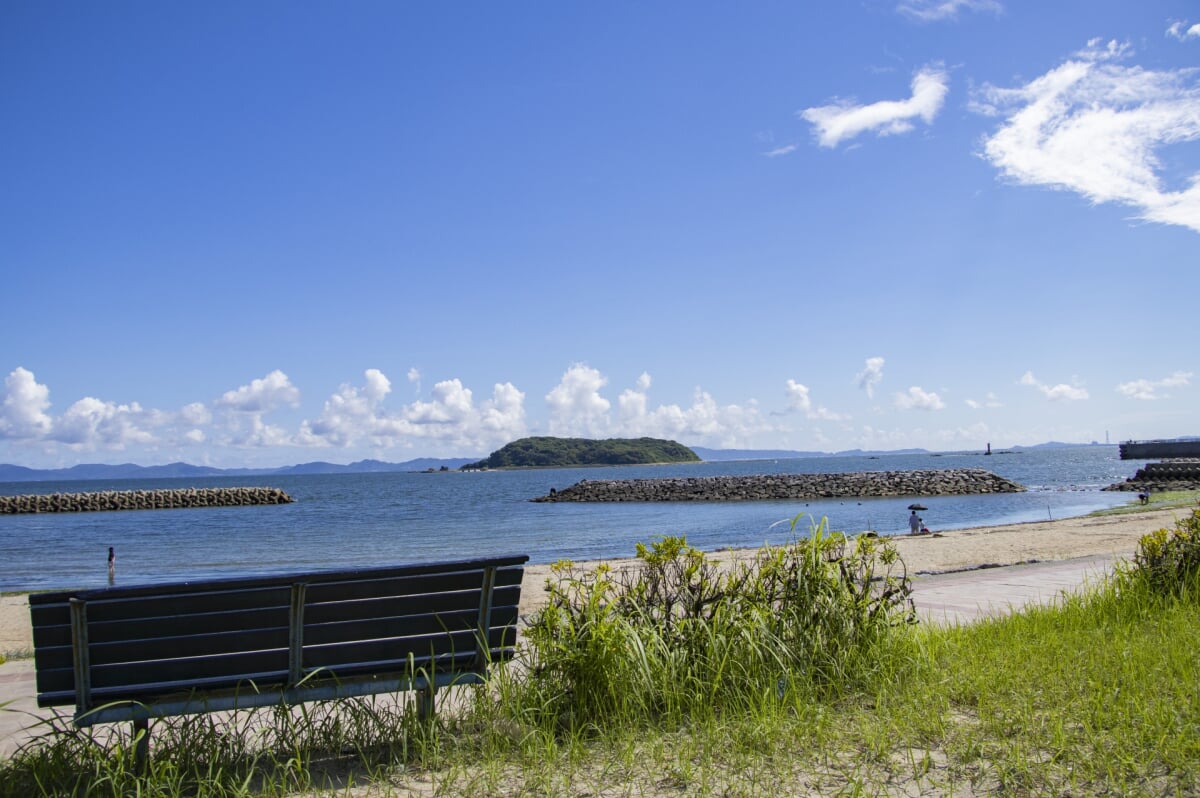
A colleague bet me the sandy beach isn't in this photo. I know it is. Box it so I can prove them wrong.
[515,506,1188,617]
[1,506,1189,657]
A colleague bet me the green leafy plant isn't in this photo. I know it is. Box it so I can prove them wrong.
[1129,508,1200,597]
[520,516,915,728]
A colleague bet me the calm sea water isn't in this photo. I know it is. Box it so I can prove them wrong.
[0,446,1147,593]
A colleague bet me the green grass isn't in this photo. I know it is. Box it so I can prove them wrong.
[1091,489,1200,516]
[3,515,1199,796]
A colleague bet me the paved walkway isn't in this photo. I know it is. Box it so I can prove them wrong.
[0,555,1121,759]
[911,554,1117,625]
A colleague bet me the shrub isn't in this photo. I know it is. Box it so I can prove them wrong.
[520,516,915,728]
[1129,508,1200,598]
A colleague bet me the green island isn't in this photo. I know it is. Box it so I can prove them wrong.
[462,436,700,469]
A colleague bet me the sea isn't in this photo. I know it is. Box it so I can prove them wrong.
[0,445,1148,594]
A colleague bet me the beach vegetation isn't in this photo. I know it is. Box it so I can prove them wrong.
[2,515,1199,795]
[517,517,915,728]
[1122,508,1200,598]
[1093,489,1200,515]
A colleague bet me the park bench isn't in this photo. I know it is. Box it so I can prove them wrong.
[29,555,528,759]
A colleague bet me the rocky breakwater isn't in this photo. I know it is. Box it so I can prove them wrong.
[532,469,1025,502]
[0,487,294,514]
[1103,459,1200,493]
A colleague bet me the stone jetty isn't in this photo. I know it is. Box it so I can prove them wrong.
[532,469,1025,502]
[1103,459,1200,493]
[0,487,294,514]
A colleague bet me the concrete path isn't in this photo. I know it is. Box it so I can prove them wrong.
[0,554,1122,759]
[911,554,1117,625]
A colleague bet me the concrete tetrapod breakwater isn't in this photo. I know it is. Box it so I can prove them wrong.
[1103,459,1200,493]
[531,469,1025,502]
[0,487,294,514]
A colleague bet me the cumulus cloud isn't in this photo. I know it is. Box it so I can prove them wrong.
[299,370,527,451]
[1115,371,1193,400]
[1167,21,1200,42]
[54,398,158,448]
[1019,371,1089,401]
[546,364,612,437]
[856,357,886,398]
[216,370,301,413]
[801,65,949,148]
[784,379,849,421]
[0,367,174,451]
[213,371,303,448]
[894,386,946,411]
[546,367,776,447]
[974,39,1200,234]
[0,367,53,438]
[897,0,1002,21]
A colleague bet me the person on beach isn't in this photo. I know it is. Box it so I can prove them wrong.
[909,510,921,535]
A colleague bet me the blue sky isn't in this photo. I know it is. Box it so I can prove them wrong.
[2,1,1198,469]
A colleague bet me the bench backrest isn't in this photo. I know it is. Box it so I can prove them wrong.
[30,555,528,723]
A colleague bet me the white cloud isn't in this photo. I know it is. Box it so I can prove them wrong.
[299,371,527,452]
[975,39,1200,234]
[0,367,53,439]
[0,367,175,451]
[53,397,159,449]
[548,368,776,447]
[897,0,1002,22]
[1019,371,1089,401]
[1167,21,1200,42]
[1115,370,1193,400]
[856,357,886,398]
[965,392,1002,410]
[801,65,949,148]
[764,144,797,158]
[546,364,612,437]
[894,386,945,411]
[213,370,303,448]
[785,379,849,421]
[216,370,301,412]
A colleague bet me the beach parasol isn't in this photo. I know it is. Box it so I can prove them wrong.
[907,503,928,511]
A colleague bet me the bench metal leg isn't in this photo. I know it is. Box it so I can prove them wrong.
[417,682,436,721]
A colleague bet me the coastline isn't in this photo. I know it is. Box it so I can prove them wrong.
[2,506,1188,656]
[516,506,1186,617]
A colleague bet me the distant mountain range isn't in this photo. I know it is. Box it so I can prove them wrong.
[0,441,1108,484]
[0,458,477,484]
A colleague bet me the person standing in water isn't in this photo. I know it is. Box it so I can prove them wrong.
[108,546,115,577]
